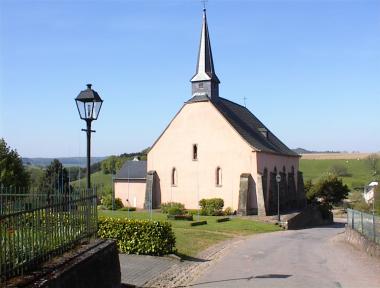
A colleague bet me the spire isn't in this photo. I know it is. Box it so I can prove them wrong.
[191,9,220,98]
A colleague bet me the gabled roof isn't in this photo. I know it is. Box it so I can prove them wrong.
[187,96,299,157]
[115,160,147,180]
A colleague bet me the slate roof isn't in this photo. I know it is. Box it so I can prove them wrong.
[115,160,147,180]
[187,96,298,157]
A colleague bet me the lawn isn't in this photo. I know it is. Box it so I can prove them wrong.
[300,159,374,189]
[98,210,280,257]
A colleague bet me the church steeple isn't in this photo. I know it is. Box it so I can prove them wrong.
[191,9,220,99]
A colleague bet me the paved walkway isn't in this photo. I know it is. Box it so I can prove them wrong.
[191,222,380,288]
[119,254,179,287]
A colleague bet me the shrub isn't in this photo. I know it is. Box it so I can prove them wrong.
[101,195,124,210]
[118,207,136,212]
[306,175,349,210]
[98,218,176,255]
[224,207,233,216]
[160,202,185,214]
[167,206,185,216]
[199,198,224,216]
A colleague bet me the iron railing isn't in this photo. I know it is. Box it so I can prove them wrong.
[0,187,98,282]
[347,208,380,245]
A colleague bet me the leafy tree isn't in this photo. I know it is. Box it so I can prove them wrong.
[0,138,30,187]
[306,175,349,210]
[40,159,70,196]
[366,154,380,176]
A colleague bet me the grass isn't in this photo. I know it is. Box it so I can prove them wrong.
[98,210,280,257]
[300,159,374,189]
[71,171,113,192]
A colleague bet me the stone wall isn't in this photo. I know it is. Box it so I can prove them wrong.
[285,205,333,229]
[6,240,121,288]
[345,227,380,258]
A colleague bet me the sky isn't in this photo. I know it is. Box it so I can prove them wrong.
[0,0,379,157]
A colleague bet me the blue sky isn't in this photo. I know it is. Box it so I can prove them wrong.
[0,0,379,157]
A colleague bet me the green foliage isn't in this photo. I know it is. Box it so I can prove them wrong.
[98,217,176,255]
[366,154,380,176]
[0,138,30,187]
[167,206,185,216]
[101,194,124,210]
[101,155,127,175]
[224,207,234,216]
[118,207,137,212]
[39,159,71,196]
[306,175,349,210]
[375,185,380,215]
[348,190,371,213]
[160,202,185,214]
[199,198,224,216]
[300,159,375,190]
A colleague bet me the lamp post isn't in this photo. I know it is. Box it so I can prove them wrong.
[75,84,103,191]
[276,174,281,222]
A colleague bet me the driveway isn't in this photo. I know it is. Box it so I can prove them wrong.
[190,222,380,288]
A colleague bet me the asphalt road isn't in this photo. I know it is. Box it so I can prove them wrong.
[191,222,380,288]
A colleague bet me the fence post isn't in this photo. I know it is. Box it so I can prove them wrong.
[373,213,376,242]
[360,212,363,234]
[352,210,355,229]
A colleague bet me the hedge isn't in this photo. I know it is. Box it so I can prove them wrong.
[98,218,176,255]
[199,198,224,216]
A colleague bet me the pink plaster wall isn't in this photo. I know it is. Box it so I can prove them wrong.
[114,180,146,208]
[148,101,258,210]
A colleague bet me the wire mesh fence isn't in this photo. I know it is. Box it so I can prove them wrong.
[0,186,98,283]
[347,208,380,245]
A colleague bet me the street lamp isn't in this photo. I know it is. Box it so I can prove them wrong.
[276,174,281,222]
[75,84,103,190]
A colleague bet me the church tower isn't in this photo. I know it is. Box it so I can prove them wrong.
[191,9,220,99]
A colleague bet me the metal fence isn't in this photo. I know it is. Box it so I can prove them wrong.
[347,208,380,245]
[0,187,98,282]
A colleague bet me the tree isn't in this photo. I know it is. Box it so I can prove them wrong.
[366,154,380,176]
[40,159,70,196]
[0,138,30,187]
[306,175,349,210]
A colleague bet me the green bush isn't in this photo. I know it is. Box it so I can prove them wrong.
[224,207,233,216]
[199,198,224,216]
[160,202,185,214]
[101,195,124,210]
[167,206,185,216]
[98,218,176,255]
[118,207,136,212]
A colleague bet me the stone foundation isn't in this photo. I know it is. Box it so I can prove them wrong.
[345,227,380,258]
[4,239,121,288]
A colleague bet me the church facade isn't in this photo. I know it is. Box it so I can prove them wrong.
[115,9,306,215]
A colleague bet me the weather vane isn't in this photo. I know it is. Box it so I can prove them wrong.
[201,0,208,10]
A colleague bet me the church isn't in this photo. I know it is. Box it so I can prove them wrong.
[115,9,306,216]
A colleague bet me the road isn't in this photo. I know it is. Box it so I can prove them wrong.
[191,222,380,288]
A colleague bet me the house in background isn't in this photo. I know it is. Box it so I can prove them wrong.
[363,181,378,204]
[145,9,306,216]
[114,159,147,208]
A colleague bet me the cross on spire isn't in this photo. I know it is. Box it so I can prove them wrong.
[201,0,208,10]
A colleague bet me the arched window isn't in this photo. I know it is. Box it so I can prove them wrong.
[291,166,295,174]
[216,167,222,186]
[171,168,177,186]
[283,166,286,173]
[193,144,198,161]
[274,166,277,174]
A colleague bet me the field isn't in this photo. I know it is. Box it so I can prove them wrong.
[300,152,379,160]
[98,210,280,257]
[300,158,374,189]
[71,170,113,193]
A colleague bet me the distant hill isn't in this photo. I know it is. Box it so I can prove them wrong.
[22,157,108,167]
[292,148,342,154]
